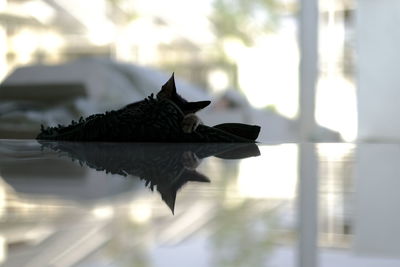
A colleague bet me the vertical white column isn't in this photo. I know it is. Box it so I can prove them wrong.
[299,0,319,141]
[298,0,319,262]
[298,143,318,267]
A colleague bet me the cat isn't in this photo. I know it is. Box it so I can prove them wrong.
[125,73,210,133]
[38,73,260,142]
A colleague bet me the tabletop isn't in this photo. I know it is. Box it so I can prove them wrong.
[0,140,399,267]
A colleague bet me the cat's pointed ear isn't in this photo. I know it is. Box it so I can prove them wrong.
[185,100,211,113]
[157,73,176,99]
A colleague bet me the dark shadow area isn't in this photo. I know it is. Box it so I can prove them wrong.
[39,141,260,213]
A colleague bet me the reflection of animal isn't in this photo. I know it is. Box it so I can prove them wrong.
[37,74,260,142]
[39,141,260,213]
[125,73,210,133]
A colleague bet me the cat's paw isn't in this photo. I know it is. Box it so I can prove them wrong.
[182,113,201,133]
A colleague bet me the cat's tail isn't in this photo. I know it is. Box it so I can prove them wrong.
[212,123,261,141]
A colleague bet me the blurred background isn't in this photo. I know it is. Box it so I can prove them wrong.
[0,0,398,142]
[0,0,360,142]
[1,1,400,265]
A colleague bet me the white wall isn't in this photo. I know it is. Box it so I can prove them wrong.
[354,144,400,257]
[357,0,400,141]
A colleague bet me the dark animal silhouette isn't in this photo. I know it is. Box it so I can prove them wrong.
[37,74,260,142]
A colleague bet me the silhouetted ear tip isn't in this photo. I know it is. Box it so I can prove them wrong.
[159,72,177,95]
[168,72,175,82]
[167,72,176,84]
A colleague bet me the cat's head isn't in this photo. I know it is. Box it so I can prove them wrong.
[157,73,211,115]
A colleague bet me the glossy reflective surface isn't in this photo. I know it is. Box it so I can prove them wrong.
[0,140,399,267]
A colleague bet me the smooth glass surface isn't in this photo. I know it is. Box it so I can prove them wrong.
[0,140,399,267]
